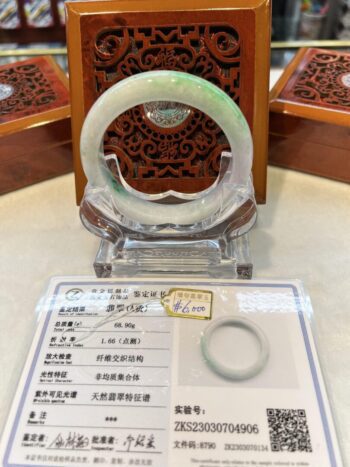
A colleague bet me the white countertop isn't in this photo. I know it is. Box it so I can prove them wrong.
[0,168,349,464]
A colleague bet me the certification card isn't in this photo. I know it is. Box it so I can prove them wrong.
[0,278,343,467]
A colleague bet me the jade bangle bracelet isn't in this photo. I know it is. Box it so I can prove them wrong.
[80,70,253,226]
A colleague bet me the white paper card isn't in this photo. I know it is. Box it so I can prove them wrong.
[0,278,343,467]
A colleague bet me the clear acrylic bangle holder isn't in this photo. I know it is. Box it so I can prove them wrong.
[80,152,256,278]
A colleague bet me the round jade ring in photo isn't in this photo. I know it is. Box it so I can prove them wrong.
[201,316,269,380]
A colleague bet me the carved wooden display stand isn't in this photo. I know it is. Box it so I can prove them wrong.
[269,48,350,183]
[67,0,271,205]
[0,56,72,194]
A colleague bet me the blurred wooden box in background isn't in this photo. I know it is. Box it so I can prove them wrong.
[269,48,350,183]
[66,0,271,204]
[0,56,72,195]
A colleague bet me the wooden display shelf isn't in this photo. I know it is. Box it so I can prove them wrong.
[269,47,350,183]
[0,56,72,194]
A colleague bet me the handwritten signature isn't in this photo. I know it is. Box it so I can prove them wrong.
[48,432,89,450]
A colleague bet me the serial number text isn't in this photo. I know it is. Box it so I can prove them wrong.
[174,422,259,434]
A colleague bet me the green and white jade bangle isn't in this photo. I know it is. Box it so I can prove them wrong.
[80,71,253,226]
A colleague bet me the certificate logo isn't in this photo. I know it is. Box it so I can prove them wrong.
[65,288,84,301]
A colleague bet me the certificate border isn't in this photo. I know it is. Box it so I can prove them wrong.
[3,280,338,467]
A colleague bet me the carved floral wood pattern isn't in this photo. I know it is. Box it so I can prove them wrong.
[280,49,350,111]
[92,24,242,194]
[0,57,69,124]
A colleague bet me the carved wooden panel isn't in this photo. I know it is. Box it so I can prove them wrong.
[280,49,350,111]
[0,57,69,124]
[105,104,229,194]
[67,1,271,204]
[81,11,255,195]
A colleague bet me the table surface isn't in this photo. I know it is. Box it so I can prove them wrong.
[0,71,349,465]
